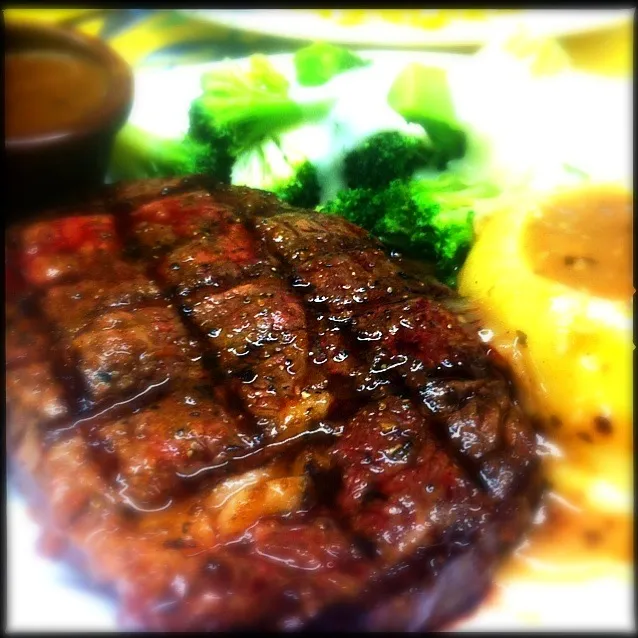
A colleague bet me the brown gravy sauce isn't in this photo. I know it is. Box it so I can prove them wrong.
[522,185,633,300]
[5,51,108,139]
[505,479,632,581]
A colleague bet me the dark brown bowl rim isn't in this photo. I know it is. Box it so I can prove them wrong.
[5,20,134,151]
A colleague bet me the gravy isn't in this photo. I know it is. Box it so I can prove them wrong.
[522,186,633,300]
[5,51,108,139]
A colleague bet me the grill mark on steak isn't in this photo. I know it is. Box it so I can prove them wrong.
[244,213,398,425]
[115,191,349,474]
[13,274,260,498]
[117,192,347,475]
[249,210,513,497]
[123,201,340,446]
[6,177,542,632]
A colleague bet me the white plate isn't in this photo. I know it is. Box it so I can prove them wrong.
[180,9,632,48]
[7,49,633,632]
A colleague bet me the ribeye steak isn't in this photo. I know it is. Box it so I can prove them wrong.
[5,177,542,631]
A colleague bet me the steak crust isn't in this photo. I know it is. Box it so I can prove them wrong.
[6,176,542,631]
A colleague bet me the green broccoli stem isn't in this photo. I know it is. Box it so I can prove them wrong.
[109,124,191,179]
[412,118,467,168]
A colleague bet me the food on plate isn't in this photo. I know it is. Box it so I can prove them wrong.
[111,41,528,288]
[342,129,457,190]
[388,63,457,126]
[230,134,321,209]
[458,183,632,575]
[192,54,332,153]
[110,54,332,207]
[293,41,370,87]
[109,33,619,288]
[110,123,235,188]
[387,62,468,170]
[112,38,583,287]
[321,174,500,287]
[6,177,542,631]
[109,42,481,217]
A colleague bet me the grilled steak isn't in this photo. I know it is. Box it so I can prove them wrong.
[5,176,542,631]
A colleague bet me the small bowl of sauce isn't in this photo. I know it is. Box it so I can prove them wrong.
[5,21,133,218]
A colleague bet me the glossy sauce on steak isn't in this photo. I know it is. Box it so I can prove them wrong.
[5,177,542,631]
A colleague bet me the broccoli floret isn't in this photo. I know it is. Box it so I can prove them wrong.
[320,175,500,287]
[343,130,434,190]
[374,179,477,285]
[294,42,370,87]
[195,54,335,155]
[371,180,438,259]
[231,136,320,208]
[318,185,385,229]
[110,55,334,184]
[109,124,232,182]
[381,175,500,285]
[387,63,468,169]
[276,160,320,208]
[412,118,467,170]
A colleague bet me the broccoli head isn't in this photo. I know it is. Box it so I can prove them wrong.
[412,118,468,170]
[371,180,439,260]
[194,54,335,156]
[110,54,336,184]
[320,175,500,287]
[343,130,434,190]
[231,136,321,209]
[318,185,386,229]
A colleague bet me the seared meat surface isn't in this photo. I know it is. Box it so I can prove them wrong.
[6,177,541,631]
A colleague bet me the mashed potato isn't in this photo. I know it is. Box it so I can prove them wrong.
[458,183,632,572]
[457,183,632,630]
[460,183,631,504]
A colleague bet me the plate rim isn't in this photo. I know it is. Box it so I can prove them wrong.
[177,9,632,48]
[8,44,633,633]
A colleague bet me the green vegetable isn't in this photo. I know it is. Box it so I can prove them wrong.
[414,119,467,171]
[320,174,500,287]
[343,130,435,190]
[110,54,334,183]
[318,184,386,230]
[195,54,334,154]
[294,42,370,87]
[232,135,320,208]
[109,123,234,182]
[388,63,468,169]
[276,160,320,208]
[388,63,456,125]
